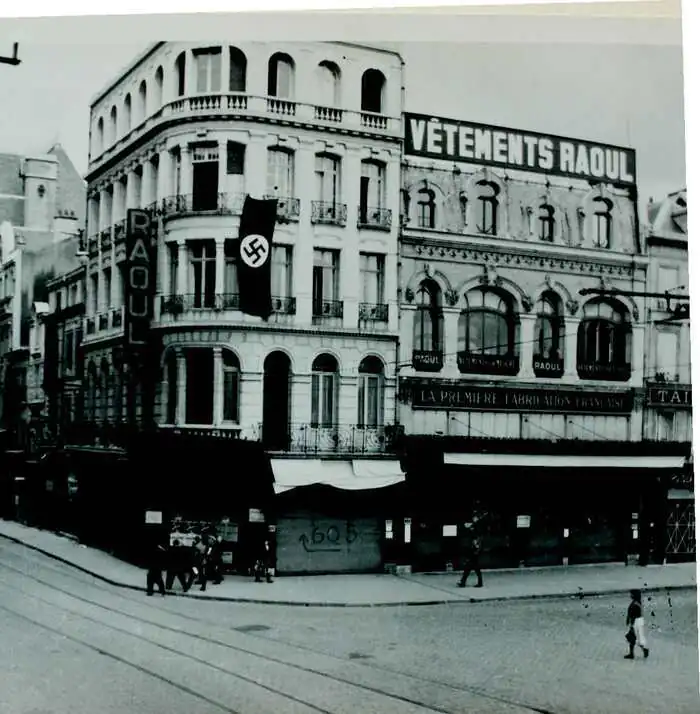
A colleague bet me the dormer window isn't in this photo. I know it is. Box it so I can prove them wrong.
[476,180,500,236]
[537,202,555,242]
[592,196,614,248]
[416,187,436,229]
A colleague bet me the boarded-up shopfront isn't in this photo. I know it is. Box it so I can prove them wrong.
[270,459,405,575]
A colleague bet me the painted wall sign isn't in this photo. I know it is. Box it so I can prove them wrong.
[404,113,637,187]
[124,208,155,349]
[412,383,634,414]
[647,386,692,409]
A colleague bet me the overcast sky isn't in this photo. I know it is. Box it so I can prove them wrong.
[0,11,686,206]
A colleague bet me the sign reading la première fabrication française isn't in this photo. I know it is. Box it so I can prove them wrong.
[404,113,637,187]
[412,383,634,414]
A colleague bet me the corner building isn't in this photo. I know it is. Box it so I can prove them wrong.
[396,115,686,571]
[78,41,405,573]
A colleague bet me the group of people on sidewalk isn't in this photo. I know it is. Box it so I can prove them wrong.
[146,534,275,596]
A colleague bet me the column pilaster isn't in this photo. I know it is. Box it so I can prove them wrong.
[564,317,579,381]
[176,349,187,425]
[519,313,537,380]
[213,347,223,426]
[177,240,188,296]
[443,309,460,377]
[181,144,192,197]
[214,238,225,302]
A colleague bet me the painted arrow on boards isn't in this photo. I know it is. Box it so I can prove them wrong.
[299,534,342,553]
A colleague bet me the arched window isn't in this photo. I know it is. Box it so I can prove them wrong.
[175,52,186,97]
[311,354,338,428]
[95,117,104,156]
[475,180,500,235]
[109,105,117,145]
[229,47,247,92]
[222,349,240,423]
[85,362,97,422]
[537,202,555,242]
[123,93,132,134]
[164,349,177,424]
[458,288,519,375]
[99,360,110,423]
[154,65,164,107]
[534,292,564,377]
[413,279,443,355]
[357,356,384,429]
[592,196,614,248]
[138,80,147,123]
[317,60,341,107]
[268,52,295,99]
[361,68,385,113]
[577,299,631,381]
[416,187,436,229]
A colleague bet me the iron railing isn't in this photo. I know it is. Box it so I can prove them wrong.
[311,201,347,226]
[263,195,301,222]
[161,192,246,220]
[358,302,388,322]
[312,299,344,319]
[161,293,297,316]
[357,206,392,231]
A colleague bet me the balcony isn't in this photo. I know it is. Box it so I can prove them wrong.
[160,293,296,317]
[358,302,388,322]
[412,350,443,372]
[87,234,99,258]
[533,355,564,379]
[263,195,300,223]
[100,228,112,252]
[458,352,520,376]
[257,422,404,455]
[357,206,392,231]
[63,420,132,450]
[577,361,631,382]
[113,218,126,244]
[312,299,344,321]
[311,201,347,227]
[88,92,401,174]
[161,192,246,221]
[84,307,125,341]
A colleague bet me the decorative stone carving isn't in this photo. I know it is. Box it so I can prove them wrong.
[521,296,533,313]
[566,299,579,316]
[445,289,459,307]
[404,287,415,303]
[632,305,639,321]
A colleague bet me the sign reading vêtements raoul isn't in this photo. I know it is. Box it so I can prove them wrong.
[124,208,155,349]
[412,383,634,414]
[404,113,637,187]
[236,195,278,320]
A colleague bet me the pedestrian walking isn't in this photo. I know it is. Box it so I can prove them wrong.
[165,539,192,592]
[624,589,650,659]
[146,542,167,596]
[254,539,275,583]
[457,531,483,588]
[193,535,209,592]
[207,535,224,585]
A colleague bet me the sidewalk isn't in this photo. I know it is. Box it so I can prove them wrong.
[0,519,696,607]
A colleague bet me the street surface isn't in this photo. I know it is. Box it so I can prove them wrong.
[0,540,698,714]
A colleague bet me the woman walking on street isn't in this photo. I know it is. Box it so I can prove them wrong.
[625,589,650,659]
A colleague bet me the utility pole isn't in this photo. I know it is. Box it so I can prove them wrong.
[579,287,690,324]
[0,43,21,66]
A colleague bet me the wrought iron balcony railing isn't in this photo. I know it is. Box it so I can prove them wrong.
[311,201,347,226]
[161,192,246,220]
[358,302,389,322]
[161,293,297,316]
[312,299,344,319]
[271,296,297,315]
[357,206,392,231]
[263,195,301,222]
[255,422,404,454]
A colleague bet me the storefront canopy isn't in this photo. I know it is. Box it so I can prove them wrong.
[271,459,406,494]
[444,453,686,469]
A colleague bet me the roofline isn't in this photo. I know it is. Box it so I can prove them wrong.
[90,42,165,108]
[329,41,404,64]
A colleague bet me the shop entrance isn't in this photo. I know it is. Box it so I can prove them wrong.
[262,351,291,451]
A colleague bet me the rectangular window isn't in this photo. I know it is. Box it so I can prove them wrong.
[312,249,339,313]
[315,155,341,205]
[357,374,383,428]
[223,367,239,423]
[90,274,99,314]
[189,241,216,308]
[194,48,222,93]
[266,149,295,197]
[168,244,178,296]
[311,373,336,427]
[103,268,112,310]
[64,331,75,373]
[224,241,239,298]
[271,245,293,299]
[360,161,386,217]
[226,142,245,175]
[360,253,385,305]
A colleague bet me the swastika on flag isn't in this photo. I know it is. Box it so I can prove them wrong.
[240,234,270,269]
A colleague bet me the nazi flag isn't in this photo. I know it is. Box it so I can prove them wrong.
[236,195,278,320]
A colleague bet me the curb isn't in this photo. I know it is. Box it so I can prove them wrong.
[1,532,696,608]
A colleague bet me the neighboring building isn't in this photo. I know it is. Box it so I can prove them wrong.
[0,145,86,436]
[642,189,693,562]
[395,114,685,571]
[70,41,406,573]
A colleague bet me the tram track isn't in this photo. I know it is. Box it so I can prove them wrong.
[0,541,557,714]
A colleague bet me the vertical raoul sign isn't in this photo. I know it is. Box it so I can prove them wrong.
[124,208,154,350]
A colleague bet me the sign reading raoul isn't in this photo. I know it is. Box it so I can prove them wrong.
[404,113,637,187]
[124,208,155,349]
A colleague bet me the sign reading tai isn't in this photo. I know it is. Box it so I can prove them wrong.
[405,113,637,187]
[647,386,692,409]
[412,383,634,414]
[124,208,154,349]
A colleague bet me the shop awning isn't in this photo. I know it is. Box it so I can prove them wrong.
[271,459,406,494]
[444,453,686,469]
